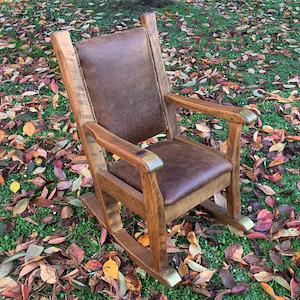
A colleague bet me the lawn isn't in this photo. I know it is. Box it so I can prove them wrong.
[0,0,299,299]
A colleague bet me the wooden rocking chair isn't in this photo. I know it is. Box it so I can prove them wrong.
[51,13,257,287]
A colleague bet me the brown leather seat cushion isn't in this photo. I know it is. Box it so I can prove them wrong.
[109,140,232,205]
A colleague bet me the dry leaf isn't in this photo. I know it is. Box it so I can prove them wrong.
[260,282,285,299]
[23,122,36,137]
[40,264,57,284]
[61,206,73,219]
[10,181,20,193]
[13,198,30,215]
[103,258,119,280]
[178,261,189,277]
[125,273,142,293]
[254,271,273,282]
[137,234,150,247]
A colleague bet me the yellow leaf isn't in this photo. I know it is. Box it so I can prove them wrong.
[23,122,36,137]
[103,258,119,280]
[269,143,285,152]
[10,181,20,193]
[137,234,150,247]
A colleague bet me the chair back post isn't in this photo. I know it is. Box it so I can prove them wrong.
[51,32,122,231]
[140,13,179,139]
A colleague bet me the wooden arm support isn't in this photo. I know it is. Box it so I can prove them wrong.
[165,93,257,125]
[83,122,163,173]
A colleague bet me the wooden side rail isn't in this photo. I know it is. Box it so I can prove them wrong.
[83,121,163,173]
[165,93,257,125]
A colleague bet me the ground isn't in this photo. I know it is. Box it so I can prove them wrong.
[0,0,299,299]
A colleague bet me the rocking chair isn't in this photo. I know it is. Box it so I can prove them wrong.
[51,13,257,287]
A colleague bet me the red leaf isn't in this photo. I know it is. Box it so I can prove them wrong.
[84,260,102,271]
[180,87,194,94]
[257,209,273,220]
[254,219,273,232]
[247,232,268,240]
[100,227,108,246]
[265,196,276,208]
[50,80,59,93]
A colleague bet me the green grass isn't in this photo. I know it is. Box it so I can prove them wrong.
[0,0,299,299]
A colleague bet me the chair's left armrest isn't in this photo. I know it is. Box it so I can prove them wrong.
[165,93,257,125]
[83,122,163,173]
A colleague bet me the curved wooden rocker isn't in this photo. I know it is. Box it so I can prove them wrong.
[51,13,257,287]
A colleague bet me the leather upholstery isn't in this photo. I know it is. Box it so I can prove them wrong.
[75,28,166,144]
[109,140,232,205]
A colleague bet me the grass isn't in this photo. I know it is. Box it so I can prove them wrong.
[0,0,299,299]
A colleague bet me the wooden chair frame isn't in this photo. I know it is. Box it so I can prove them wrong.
[51,13,257,287]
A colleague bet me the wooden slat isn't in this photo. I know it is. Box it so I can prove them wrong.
[165,172,230,223]
[97,170,145,218]
[200,199,254,232]
[140,13,178,139]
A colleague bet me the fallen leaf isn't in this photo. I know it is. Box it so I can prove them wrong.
[254,271,273,282]
[256,183,276,195]
[10,181,20,193]
[25,245,44,262]
[224,244,246,265]
[84,260,102,271]
[260,282,285,299]
[125,273,142,293]
[66,243,84,264]
[23,122,36,137]
[13,198,30,215]
[137,234,150,247]
[40,264,57,284]
[103,258,119,280]
[61,206,73,219]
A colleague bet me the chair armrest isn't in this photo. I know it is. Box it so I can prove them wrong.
[165,93,257,125]
[83,122,163,173]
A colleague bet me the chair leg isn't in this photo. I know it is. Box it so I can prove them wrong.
[81,191,181,287]
[200,122,254,232]
[141,172,182,286]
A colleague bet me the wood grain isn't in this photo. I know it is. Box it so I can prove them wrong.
[165,93,257,124]
[140,13,179,139]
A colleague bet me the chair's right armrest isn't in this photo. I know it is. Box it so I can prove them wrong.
[83,122,163,173]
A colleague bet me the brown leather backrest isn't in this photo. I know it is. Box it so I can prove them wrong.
[75,28,167,144]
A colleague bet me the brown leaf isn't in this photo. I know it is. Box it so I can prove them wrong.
[125,273,142,293]
[224,244,246,265]
[254,271,273,282]
[219,268,235,289]
[66,243,84,264]
[40,264,57,284]
[178,261,189,277]
[61,206,73,219]
[256,183,276,195]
